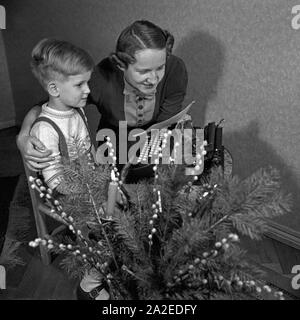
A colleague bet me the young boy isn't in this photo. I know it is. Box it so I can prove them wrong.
[29,38,109,300]
[30,38,94,192]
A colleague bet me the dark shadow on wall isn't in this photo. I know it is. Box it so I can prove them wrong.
[224,120,300,231]
[175,31,300,232]
[174,31,225,127]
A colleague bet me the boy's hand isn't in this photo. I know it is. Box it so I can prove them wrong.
[17,135,54,171]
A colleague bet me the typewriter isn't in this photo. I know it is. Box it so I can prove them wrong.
[123,117,230,183]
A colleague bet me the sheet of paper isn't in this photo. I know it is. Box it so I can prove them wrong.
[133,100,195,137]
[146,100,195,131]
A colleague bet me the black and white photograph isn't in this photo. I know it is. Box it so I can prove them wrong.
[0,0,299,309]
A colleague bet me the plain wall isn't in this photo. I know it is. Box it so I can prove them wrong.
[2,0,300,230]
[0,30,15,129]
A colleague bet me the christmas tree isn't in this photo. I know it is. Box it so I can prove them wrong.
[28,137,291,300]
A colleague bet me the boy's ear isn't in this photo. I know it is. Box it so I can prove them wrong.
[47,81,59,97]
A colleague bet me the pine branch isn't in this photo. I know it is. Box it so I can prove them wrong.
[230,215,265,240]
[113,209,141,256]
[59,253,86,279]
[0,238,25,269]
[86,183,119,271]
[26,139,290,301]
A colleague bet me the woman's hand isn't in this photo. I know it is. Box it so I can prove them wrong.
[17,134,54,171]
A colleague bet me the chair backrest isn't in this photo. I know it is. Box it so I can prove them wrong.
[22,158,67,265]
[22,159,52,264]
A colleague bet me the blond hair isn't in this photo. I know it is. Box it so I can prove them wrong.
[31,38,94,89]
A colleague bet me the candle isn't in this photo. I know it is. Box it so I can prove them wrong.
[207,122,215,151]
[111,170,116,182]
[215,127,222,150]
[106,170,118,216]
[0,265,5,289]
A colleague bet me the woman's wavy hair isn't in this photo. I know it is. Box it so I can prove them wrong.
[110,20,174,69]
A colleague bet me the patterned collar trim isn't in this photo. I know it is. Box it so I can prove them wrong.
[42,103,76,118]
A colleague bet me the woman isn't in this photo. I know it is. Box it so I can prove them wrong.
[17,20,188,173]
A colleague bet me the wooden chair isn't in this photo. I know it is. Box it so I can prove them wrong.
[22,158,67,265]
